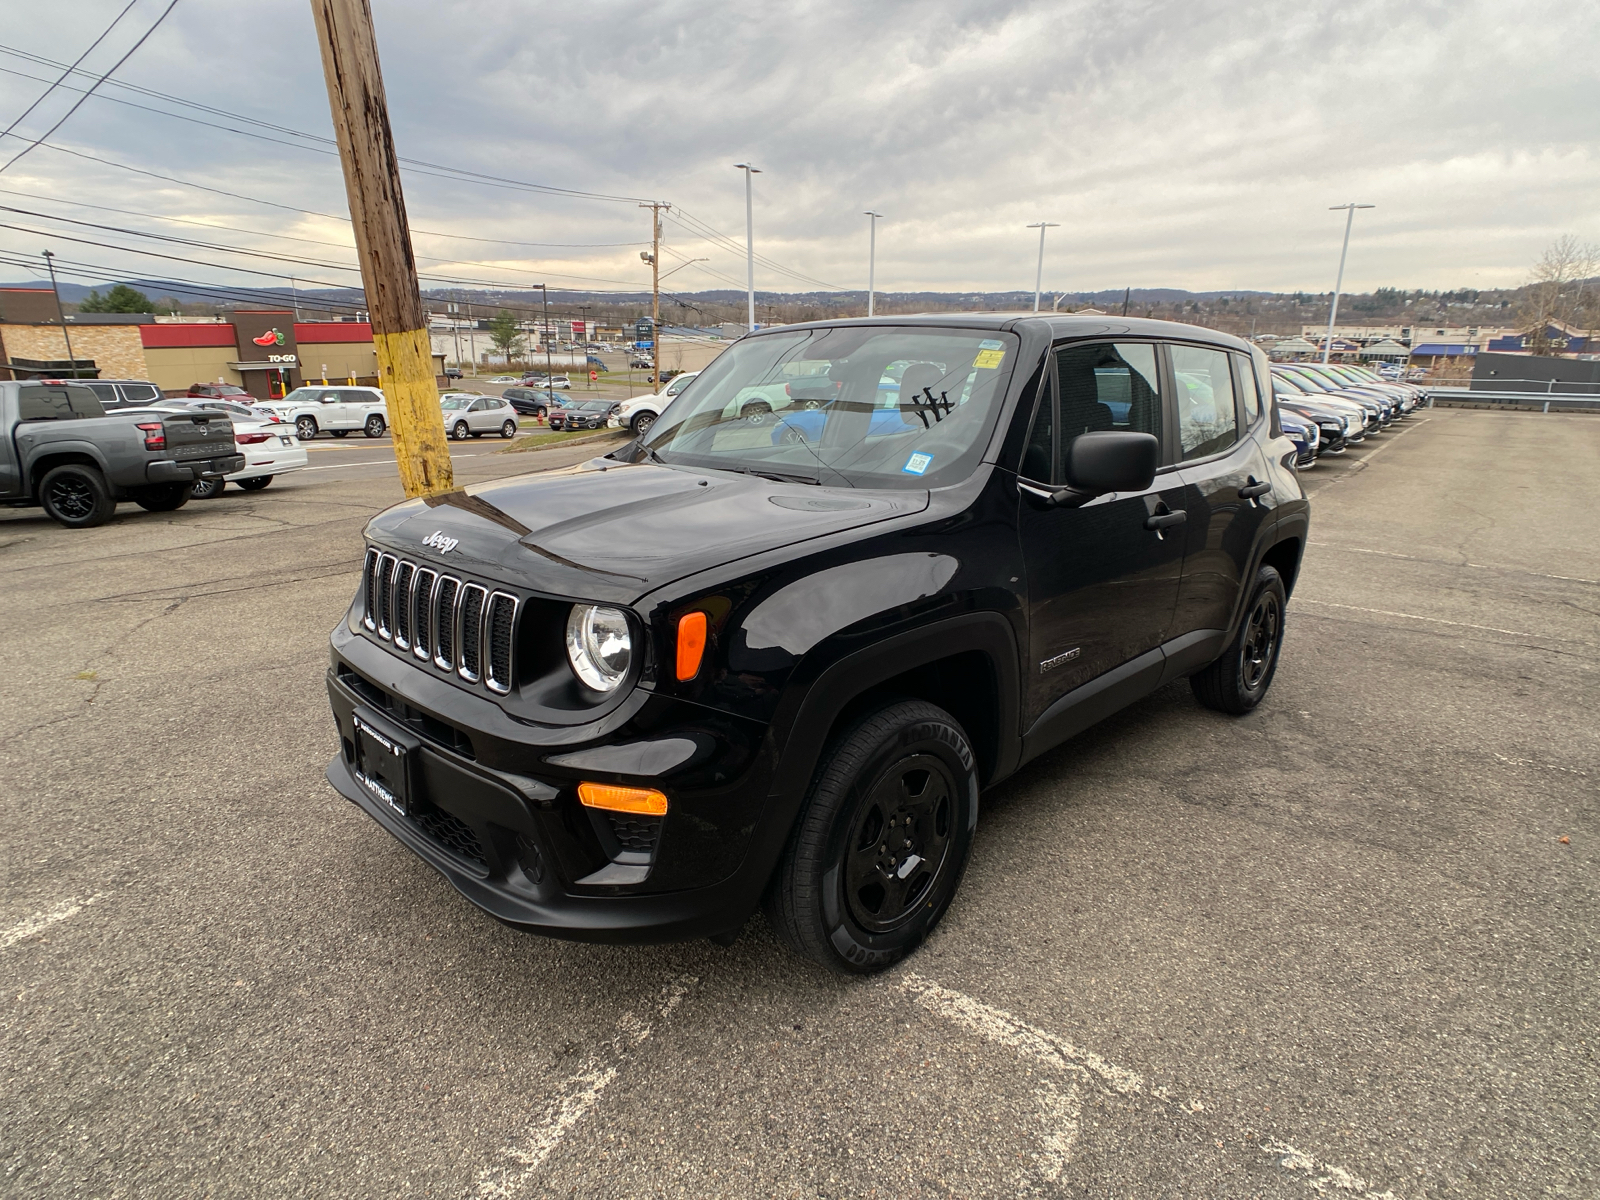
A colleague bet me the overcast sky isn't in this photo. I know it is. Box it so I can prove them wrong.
[0,0,1596,301]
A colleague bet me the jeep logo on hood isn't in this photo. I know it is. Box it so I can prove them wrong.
[421,530,459,554]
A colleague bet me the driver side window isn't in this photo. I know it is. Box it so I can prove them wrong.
[1054,342,1163,480]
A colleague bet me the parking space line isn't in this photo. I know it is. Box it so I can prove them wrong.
[2,893,101,950]
[897,972,1400,1197]
[473,976,696,1199]
[1307,543,1599,587]
[1294,598,1592,643]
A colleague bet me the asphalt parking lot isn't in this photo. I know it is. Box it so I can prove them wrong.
[1,409,1595,1198]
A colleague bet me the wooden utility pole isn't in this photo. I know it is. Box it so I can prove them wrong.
[640,202,668,390]
[310,0,452,498]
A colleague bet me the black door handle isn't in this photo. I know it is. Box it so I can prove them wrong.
[1144,510,1187,531]
[1239,478,1271,500]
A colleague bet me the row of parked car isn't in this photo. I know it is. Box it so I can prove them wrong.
[1266,362,1427,467]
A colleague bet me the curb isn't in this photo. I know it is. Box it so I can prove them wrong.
[499,428,630,455]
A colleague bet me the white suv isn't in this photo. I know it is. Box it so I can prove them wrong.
[607,371,699,435]
[266,385,388,441]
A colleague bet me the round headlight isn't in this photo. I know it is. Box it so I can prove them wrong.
[565,604,632,693]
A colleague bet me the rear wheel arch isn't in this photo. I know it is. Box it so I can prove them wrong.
[1258,534,1304,599]
[29,451,106,497]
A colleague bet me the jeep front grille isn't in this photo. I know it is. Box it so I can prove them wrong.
[363,554,517,695]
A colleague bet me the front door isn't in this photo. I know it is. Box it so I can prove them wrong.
[1168,344,1275,635]
[1017,341,1188,725]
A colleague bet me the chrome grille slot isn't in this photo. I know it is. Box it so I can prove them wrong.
[411,569,437,661]
[375,553,397,639]
[433,576,460,671]
[458,584,487,682]
[361,548,380,630]
[485,592,517,694]
[391,562,416,649]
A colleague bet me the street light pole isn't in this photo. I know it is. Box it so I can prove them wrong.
[538,283,552,395]
[1323,202,1374,364]
[734,163,761,330]
[864,211,883,317]
[41,249,77,376]
[1026,222,1059,313]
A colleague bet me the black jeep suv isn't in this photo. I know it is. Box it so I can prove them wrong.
[325,316,1308,973]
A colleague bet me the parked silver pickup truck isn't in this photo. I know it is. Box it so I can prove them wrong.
[0,379,243,528]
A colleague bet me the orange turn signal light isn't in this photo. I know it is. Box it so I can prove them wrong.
[578,782,668,816]
[675,610,707,681]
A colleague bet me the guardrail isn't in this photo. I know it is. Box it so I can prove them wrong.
[1423,386,1600,412]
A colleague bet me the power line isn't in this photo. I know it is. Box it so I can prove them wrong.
[0,1,139,144]
[0,40,841,289]
[0,1,181,175]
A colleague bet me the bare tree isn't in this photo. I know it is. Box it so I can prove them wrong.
[1521,235,1600,355]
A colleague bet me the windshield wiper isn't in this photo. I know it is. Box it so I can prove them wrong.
[718,465,821,486]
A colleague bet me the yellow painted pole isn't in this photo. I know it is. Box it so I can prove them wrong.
[311,0,452,498]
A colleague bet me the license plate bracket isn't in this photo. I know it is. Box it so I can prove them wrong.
[352,707,421,816]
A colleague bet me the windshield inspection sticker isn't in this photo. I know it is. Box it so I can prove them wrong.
[978,339,1005,350]
[903,452,934,476]
[973,348,1005,369]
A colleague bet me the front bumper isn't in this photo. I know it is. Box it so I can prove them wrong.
[147,453,246,483]
[324,635,777,943]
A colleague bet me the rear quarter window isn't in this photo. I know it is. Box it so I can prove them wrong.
[17,384,106,421]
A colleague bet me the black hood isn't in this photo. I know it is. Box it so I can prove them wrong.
[366,461,928,605]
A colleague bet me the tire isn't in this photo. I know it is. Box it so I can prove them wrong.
[38,463,115,528]
[295,416,318,441]
[1191,564,1287,715]
[236,476,272,491]
[364,415,386,438]
[742,401,773,425]
[133,483,193,513]
[779,426,809,446]
[765,699,978,975]
[500,419,518,439]
[332,429,350,438]
[452,420,471,440]
[190,476,226,500]
[631,411,656,436]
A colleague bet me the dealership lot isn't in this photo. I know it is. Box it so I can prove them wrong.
[1,410,1595,1197]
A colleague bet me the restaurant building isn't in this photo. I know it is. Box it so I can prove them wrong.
[0,292,443,397]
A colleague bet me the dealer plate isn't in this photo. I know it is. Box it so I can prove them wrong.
[352,709,418,816]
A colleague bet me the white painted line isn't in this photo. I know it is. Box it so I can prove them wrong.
[900,972,1142,1094]
[301,455,479,472]
[2,893,101,949]
[473,976,695,1199]
[898,973,1399,1196]
[1307,542,1599,587]
[1294,598,1578,642]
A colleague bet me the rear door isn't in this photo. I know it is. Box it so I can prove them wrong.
[1016,340,1188,724]
[1169,343,1275,637]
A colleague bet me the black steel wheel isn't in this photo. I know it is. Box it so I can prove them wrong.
[1191,564,1287,714]
[765,699,977,974]
[295,416,318,441]
[38,463,114,528]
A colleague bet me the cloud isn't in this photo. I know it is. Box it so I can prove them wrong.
[1,0,1596,296]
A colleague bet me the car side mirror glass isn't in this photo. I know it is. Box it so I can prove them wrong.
[1061,431,1158,499]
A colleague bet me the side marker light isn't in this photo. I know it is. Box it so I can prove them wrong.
[675,610,707,681]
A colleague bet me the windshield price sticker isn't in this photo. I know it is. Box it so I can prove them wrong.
[973,348,1005,369]
[902,451,934,475]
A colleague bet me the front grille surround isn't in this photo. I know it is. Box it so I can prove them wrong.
[363,553,518,696]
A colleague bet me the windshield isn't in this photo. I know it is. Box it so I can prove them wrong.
[640,326,1018,488]
[1278,369,1333,393]
[441,398,470,410]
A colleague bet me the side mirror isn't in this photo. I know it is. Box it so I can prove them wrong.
[1053,431,1158,506]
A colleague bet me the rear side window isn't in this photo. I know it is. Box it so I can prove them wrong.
[1233,354,1262,426]
[1170,344,1238,460]
[120,383,162,404]
[87,383,119,408]
[1054,342,1163,479]
[17,384,106,421]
